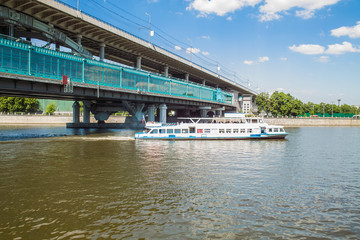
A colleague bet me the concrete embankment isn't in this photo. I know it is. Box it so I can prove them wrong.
[1,114,359,127]
[266,118,360,126]
[0,114,126,125]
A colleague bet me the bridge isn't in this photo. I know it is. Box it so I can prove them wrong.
[0,0,256,126]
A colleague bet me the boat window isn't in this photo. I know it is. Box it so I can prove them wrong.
[280,128,284,132]
[204,129,211,133]
[189,127,195,133]
[182,129,188,134]
[150,129,158,134]
[247,129,252,133]
[226,129,231,133]
[240,129,245,133]
[269,128,272,132]
[175,129,181,134]
[233,129,239,133]
[167,129,174,134]
[197,129,203,133]
[219,129,225,133]
[274,128,279,132]
[252,119,257,123]
[159,129,166,134]
[246,119,251,123]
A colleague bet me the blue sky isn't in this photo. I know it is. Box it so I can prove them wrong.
[64,0,360,105]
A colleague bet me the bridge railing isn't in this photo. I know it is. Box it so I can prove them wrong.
[0,37,232,104]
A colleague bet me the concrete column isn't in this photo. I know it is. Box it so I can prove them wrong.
[100,43,106,62]
[200,109,207,118]
[164,65,169,77]
[202,80,206,86]
[56,43,60,51]
[72,101,80,124]
[76,34,82,45]
[159,104,167,123]
[216,110,222,117]
[148,105,156,122]
[9,24,14,37]
[136,56,142,70]
[83,101,91,123]
[185,73,189,82]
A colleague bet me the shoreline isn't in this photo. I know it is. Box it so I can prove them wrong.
[0,115,360,127]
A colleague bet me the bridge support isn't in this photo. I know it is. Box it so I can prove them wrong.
[147,105,156,122]
[164,65,169,77]
[72,101,80,124]
[83,101,91,123]
[136,56,142,70]
[185,73,189,82]
[100,43,105,62]
[159,104,167,123]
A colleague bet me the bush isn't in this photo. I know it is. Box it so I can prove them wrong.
[45,102,56,115]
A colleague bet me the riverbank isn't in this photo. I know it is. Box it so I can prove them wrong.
[0,114,359,126]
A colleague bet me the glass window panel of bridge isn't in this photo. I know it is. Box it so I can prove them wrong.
[149,76,161,93]
[171,81,186,96]
[84,63,96,85]
[187,86,200,98]
[3,47,28,73]
[201,88,213,100]
[135,74,148,91]
[31,52,46,76]
[122,71,136,89]
[159,79,169,94]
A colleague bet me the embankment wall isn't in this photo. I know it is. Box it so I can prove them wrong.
[0,114,359,126]
[266,118,360,126]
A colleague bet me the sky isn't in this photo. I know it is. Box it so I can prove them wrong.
[63,0,360,105]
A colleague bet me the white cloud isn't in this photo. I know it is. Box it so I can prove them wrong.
[258,56,269,62]
[174,45,182,51]
[259,0,340,21]
[202,51,210,56]
[325,41,360,55]
[201,35,211,40]
[331,21,360,39]
[243,56,269,65]
[186,0,262,17]
[280,57,287,61]
[186,47,201,54]
[186,0,340,21]
[227,16,233,21]
[289,44,325,55]
[243,60,255,65]
[317,56,330,63]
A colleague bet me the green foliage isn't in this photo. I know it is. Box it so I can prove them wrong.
[45,102,56,115]
[255,92,269,113]
[0,97,39,113]
[255,92,359,117]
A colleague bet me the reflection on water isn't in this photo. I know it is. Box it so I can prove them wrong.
[0,126,359,239]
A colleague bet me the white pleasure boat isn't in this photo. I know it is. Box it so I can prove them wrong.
[135,114,287,140]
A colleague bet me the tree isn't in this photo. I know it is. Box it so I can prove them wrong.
[0,97,39,113]
[45,102,56,115]
[255,92,270,113]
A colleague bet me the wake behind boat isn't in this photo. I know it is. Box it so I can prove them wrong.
[135,114,287,140]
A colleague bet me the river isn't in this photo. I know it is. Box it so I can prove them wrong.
[0,125,359,239]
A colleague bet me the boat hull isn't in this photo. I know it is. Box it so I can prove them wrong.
[134,133,287,140]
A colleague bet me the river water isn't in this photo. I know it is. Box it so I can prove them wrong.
[0,125,359,239]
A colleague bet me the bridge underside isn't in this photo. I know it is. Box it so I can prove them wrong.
[0,72,235,125]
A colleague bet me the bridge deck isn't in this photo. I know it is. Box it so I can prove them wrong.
[0,36,232,104]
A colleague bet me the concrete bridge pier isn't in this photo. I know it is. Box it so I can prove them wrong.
[72,101,80,124]
[83,100,91,123]
[159,104,167,123]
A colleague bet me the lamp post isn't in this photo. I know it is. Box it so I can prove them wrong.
[145,13,153,45]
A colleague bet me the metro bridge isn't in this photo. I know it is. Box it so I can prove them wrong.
[0,0,256,126]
